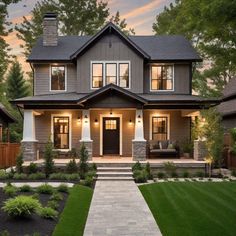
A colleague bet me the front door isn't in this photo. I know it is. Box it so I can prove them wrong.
[103,117,120,155]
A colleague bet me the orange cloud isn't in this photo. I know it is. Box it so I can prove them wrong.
[11,14,31,25]
[122,0,166,20]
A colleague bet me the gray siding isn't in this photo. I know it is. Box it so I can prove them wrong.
[34,64,77,95]
[143,63,191,94]
[77,34,144,93]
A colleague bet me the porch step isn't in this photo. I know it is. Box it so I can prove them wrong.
[97,176,134,181]
[97,172,133,177]
[95,163,134,168]
[97,167,132,172]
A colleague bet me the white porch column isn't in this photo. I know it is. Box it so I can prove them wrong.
[22,110,37,142]
[21,110,38,161]
[80,109,93,160]
[132,109,147,161]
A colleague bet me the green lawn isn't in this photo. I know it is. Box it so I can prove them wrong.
[53,185,93,236]
[139,182,236,236]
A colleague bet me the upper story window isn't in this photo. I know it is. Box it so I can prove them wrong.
[51,66,66,91]
[91,61,130,89]
[151,65,174,91]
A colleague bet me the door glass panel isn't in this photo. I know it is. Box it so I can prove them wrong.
[105,119,117,130]
[53,117,69,149]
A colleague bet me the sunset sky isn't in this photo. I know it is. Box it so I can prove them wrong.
[6,0,174,74]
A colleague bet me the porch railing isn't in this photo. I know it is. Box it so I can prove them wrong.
[0,143,20,168]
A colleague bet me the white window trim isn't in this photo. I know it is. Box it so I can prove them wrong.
[149,113,170,140]
[149,64,175,92]
[90,61,131,90]
[99,113,123,156]
[51,114,72,151]
[49,64,67,92]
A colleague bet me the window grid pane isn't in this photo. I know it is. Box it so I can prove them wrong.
[106,63,117,85]
[53,117,69,149]
[152,117,168,140]
[51,66,65,91]
[92,63,103,88]
[105,120,117,130]
[151,65,173,91]
[119,63,129,88]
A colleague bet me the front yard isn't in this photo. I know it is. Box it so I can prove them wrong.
[139,182,236,236]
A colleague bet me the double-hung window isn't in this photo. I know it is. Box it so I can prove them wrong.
[151,65,173,91]
[91,61,130,89]
[51,66,66,91]
[152,117,168,140]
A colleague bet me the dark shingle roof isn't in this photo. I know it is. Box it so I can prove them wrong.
[28,35,201,62]
[0,103,17,123]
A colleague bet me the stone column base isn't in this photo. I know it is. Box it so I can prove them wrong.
[21,141,38,161]
[80,140,93,161]
[132,140,147,161]
[194,140,207,161]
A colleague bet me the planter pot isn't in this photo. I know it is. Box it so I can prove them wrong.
[183,153,190,159]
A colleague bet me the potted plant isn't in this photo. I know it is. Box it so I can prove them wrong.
[182,141,193,159]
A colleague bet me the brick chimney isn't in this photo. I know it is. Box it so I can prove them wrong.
[43,13,58,46]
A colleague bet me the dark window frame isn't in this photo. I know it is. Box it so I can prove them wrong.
[53,116,70,150]
[151,65,173,91]
[119,63,130,88]
[152,116,168,140]
[92,63,103,88]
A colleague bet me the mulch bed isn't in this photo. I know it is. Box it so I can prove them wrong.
[0,189,68,236]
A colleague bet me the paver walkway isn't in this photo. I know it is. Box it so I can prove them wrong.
[84,181,162,236]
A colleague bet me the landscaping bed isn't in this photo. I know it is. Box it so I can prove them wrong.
[139,182,236,236]
[0,184,69,236]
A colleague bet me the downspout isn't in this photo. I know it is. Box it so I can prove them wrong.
[30,63,34,96]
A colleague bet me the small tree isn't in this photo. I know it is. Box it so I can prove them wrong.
[66,148,78,173]
[43,139,55,177]
[16,151,24,173]
[79,143,89,179]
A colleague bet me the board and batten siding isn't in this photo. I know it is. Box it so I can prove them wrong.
[143,63,191,94]
[77,34,144,94]
[34,64,77,95]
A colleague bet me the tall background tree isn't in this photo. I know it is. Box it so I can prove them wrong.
[16,0,135,57]
[153,0,236,97]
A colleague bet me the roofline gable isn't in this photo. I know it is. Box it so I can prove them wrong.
[77,84,147,105]
[70,22,150,60]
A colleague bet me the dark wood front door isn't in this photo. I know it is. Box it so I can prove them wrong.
[103,117,120,155]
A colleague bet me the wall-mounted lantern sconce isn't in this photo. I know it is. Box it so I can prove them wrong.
[84,114,88,123]
[94,118,98,124]
[137,115,141,123]
[129,118,132,124]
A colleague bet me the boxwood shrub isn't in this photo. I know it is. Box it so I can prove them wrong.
[36,184,54,195]
[28,173,46,180]
[0,170,9,180]
[57,184,69,193]
[3,185,18,197]
[13,173,27,180]
[38,207,58,219]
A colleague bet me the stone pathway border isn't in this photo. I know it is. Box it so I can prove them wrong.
[84,181,162,236]
[0,182,74,188]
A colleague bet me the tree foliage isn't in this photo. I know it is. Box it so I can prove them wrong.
[153,0,236,97]
[16,0,135,57]
[6,59,30,99]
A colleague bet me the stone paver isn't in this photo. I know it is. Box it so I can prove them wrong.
[0,182,74,188]
[84,181,162,236]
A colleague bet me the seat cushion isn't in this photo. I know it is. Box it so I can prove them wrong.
[150,149,176,153]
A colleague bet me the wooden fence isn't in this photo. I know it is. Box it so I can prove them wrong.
[0,143,20,168]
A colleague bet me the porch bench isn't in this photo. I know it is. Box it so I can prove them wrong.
[148,140,180,158]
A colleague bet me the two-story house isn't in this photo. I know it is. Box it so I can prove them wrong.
[14,13,217,161]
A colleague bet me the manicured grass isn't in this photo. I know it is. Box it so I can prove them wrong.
[53,185,93,236]
[139,182,236,236]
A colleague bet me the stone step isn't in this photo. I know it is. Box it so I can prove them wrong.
[97,172,133,177]
[96,176,134,181]
[95,163,134,168]
[97,167,132,172]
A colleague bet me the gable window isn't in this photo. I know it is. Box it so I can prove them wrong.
[51,66,66,91]
[53,116,70,150]
[152,116,168,140]
[91,61,130,89]
[151,65,173,91]
[92,63,103,88]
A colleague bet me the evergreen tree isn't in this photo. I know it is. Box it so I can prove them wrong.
[6,60,30,99]
[79,143,89,179]
[44,139,55,177]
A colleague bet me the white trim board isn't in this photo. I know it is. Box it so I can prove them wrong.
[99,113,123,156]
[51,114,72,151]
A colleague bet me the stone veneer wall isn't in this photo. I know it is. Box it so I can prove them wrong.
[194,140,207,161]
[21,141,38,161]
[132,141,147,161]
